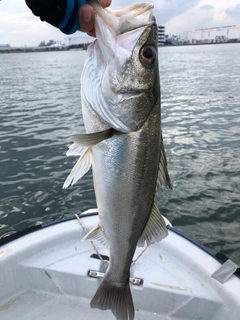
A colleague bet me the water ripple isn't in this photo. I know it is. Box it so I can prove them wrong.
[0,46,240,264]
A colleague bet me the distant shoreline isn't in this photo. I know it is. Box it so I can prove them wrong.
[0,41,239,54]
[159,41,240,48]
[0,47,72,54]
[0,44,86,54]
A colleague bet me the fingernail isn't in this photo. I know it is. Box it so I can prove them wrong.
[82,11,92,22]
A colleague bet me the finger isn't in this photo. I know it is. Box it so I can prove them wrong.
[78,4,94,32]
[98,0,112,8]
[87,27,96,37]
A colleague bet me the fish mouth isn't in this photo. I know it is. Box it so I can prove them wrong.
[87,0,154,34]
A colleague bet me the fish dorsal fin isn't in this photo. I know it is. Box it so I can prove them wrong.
[137,203,168,247]
[156,133,172,190]
[63,147,92,189]
[72,128,115,147]
[82,224,109,249]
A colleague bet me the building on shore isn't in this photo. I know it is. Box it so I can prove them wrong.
[0,44,10,48]
[158,26,165,46]
[179,25,240,44]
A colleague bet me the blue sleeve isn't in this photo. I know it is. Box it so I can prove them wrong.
[57,0,86,34]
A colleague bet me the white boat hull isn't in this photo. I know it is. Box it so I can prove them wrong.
[0,210,239,319]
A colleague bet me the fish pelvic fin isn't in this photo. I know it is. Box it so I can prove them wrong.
[81,224,108,249]
[63,147,92,189]
[91,279,135,320]
[63,129,115,189]
[156,133,172,190]
[137,203,168,247]
[66,143,84,156]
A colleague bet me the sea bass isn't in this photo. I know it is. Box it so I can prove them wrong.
[63,1,171,319]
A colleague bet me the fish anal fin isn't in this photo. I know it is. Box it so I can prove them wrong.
[82,224,108,249]
[91,279,134,320]
[63,147,92,189]
[137,203,168,247]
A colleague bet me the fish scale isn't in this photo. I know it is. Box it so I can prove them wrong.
[63,2,171,319]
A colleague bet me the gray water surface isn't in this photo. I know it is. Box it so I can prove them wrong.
[0,44,239,264]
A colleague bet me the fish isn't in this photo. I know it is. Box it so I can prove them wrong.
[63,1,172,319]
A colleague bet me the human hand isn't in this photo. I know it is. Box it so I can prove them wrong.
[79,0,112,36]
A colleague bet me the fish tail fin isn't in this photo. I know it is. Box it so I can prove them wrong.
[91,279,134,320]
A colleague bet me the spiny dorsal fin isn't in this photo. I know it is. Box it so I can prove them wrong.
[156,133,172,190]
[137,203,168,247]
[63,147,92,189]
[82,224,108,249]
[72,128,115,147]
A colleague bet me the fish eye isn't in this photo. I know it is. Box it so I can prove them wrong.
[143,47,154,58]
[140,46,156,66]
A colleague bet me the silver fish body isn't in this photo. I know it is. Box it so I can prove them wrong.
[64,2,171,319]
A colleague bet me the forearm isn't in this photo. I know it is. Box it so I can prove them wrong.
[25,0,85,34]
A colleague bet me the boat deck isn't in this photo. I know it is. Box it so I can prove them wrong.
[0,211,239,320]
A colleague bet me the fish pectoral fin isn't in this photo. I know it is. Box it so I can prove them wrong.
[72,128,115,147]
[63,147,92,189]
[156,133,172,190]
[137,203,168,247]
[82,224,109,249]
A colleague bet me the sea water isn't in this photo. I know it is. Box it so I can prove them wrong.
[0,44,239,264]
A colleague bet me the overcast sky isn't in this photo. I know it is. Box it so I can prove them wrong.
[0,0,240,47]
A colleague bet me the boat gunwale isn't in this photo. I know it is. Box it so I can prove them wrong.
[0,210,239,279]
